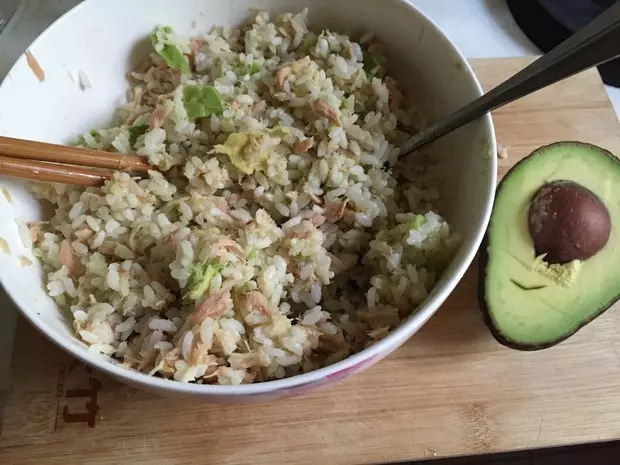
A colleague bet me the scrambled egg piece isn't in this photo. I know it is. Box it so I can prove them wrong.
[212,127,289,175]
[271,312,292,336]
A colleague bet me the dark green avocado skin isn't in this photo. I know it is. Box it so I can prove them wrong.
[478,141,620,351]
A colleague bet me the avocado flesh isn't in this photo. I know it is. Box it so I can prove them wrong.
[481,141,620,350]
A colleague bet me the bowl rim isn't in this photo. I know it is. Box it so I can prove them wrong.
[0,0,497,396]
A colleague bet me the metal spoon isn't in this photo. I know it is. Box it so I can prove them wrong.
[399,0,620,157]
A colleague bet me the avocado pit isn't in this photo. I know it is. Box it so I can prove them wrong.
[528,180,611,264]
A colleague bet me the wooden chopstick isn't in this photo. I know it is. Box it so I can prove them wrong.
[0,135,153,186]
[0,136,151,173]
[0,155,112,186]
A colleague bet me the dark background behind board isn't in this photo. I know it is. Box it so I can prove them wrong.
[402,439,620,464]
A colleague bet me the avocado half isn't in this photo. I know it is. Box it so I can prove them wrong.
[479,141,620,350]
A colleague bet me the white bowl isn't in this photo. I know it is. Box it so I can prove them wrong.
[0,0,496,401]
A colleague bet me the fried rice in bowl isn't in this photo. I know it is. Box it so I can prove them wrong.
[0,0,496,401]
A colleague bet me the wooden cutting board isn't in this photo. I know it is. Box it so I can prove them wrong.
[2,57,620,465]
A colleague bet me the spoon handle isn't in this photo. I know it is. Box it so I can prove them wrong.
[399,1,620,157]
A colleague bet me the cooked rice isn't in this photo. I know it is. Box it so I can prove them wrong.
[28,9,460,385]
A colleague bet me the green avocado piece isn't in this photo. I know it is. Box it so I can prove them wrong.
[182,85,223,120]
[479,141,620,350]
[151,25,190,73]
[128,124,149,148]
[185,261,223,301]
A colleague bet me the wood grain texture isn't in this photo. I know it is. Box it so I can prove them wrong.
[2,57,620,465]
